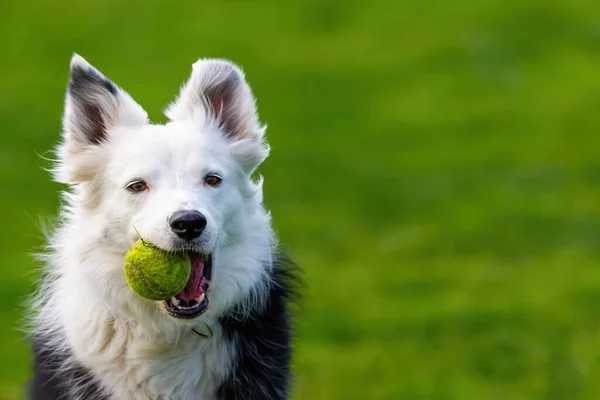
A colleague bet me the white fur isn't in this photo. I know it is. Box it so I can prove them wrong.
[32,55,275,399]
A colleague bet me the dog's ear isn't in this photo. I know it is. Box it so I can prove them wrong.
[64,55,148,146]
[166,59,268,173]
[57,55,148,182]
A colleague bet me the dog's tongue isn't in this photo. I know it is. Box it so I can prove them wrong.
[177,254,204,301]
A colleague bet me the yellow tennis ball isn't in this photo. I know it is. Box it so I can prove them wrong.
[124,239,191,301]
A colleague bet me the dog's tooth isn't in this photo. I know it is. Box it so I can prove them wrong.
[171,297,180,306]
[195,293,205,303]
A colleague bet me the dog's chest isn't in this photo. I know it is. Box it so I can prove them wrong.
[70,320,234,400]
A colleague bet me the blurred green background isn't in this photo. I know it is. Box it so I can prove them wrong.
[2,0,600,399]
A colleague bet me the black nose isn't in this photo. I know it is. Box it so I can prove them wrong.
[169,210,207,241]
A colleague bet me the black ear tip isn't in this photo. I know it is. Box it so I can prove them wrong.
[68,61,117,97]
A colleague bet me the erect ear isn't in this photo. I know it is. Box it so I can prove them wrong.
[166,59,269,173]
[57,54,148,182]
[64,54,148,146]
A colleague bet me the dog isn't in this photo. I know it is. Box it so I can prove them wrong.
[28,55,299,400]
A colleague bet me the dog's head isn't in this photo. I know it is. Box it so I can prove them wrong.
[55,55,273,327]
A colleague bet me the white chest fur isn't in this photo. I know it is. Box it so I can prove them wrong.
[58,293,234,400]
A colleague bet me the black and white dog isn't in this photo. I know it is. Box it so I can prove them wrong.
[29,55,299,399]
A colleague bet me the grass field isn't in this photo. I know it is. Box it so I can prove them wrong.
[2,0,600,398]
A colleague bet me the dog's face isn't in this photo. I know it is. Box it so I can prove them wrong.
[56,56,272,325]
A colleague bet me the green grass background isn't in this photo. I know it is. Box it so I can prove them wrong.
[2,0,600,398]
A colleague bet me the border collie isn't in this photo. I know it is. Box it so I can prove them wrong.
[28,55,299,400]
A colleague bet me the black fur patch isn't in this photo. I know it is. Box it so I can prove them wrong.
[217,255,302,400]
[69,64,117,97]
[29,334,108,400]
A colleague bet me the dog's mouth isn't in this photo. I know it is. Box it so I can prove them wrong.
[163,252,212,320]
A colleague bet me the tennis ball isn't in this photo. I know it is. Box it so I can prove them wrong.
[124,239,191,301]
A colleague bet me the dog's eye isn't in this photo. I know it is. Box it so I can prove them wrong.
[204,174,222,187]
[127,181,149,193]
